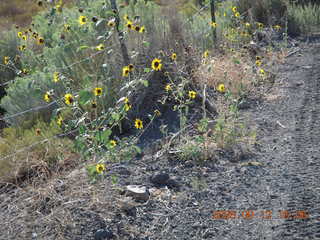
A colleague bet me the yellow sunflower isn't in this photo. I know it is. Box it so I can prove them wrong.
[128,64,134,72]
[274,25,281,31]
[18,45,26,51]
[110,140,117,148]
[139,26,145,33]
[3,56,9,65]
[64,93,74,105]
[32,32,39,39]
[57,116,63,126]
[235,12,240,17]
[44,92,51,102]
[37,37,45,45]
[107,19,116,27]
[171,53,177,61]
[259,68,266,77]
[96,163,106,174]
[151,58,162,71]
[122,66,130,77]
[79,16,87,25]
[257,22,264,28]
[125,103,132,112]
[134,25,141,32]
[53,72,60,82]
[123,14,130,21]
[217,83,225,93]
[188,91,196,99]
[22,35,27,41]
[154,109,161,116]
[17,31,23,38]
[135,119,143,129]
[165,84,172,91]
[64,24,71,32]
[232,6,237,13]
[94,87,103,96]
[255,60,262,67]
[203,50,209,58]
[96,43,105,51]
[211,22,217,28]
[126,21,133,30]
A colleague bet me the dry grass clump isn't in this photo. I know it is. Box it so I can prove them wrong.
[0,121,78,184]
[194,50,256,100]
[0,166,118,239]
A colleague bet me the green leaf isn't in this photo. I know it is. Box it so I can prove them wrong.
[79,90,93,105]
[111,175,118,185]
[133,145,141,154]
[112,112,120,121]
[233,58,240,64]
[76,45,90,52]
[143,41,150,47]
[141,80,149,87]
[86,165,97,176]
[101,129,112,140]
[144,68,151,73]
[79,125,87,135]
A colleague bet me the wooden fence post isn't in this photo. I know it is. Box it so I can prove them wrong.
[109,0,130,66]
[210,0,216,44]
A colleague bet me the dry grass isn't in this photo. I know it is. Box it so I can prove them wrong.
[0,0,75,30]
[194,50,256,99]
[0,165,119,239]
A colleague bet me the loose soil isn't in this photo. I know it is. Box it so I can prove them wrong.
[0,42,319,240]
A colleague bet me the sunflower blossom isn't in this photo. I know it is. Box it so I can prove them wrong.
[53,72,60,82]
[122,66,130,77]
[96,43,105,51]
[110,140,117,148]
[217,84,225,93]
[3,56,9,65]
[79,16,87,25]
[96,163,106,174]
[44,92,51,102]
[171,53,177,61]
[64,93,74,105]
[188,91,196,99]
[94,87,103,96]
[151,58,162,71]
[135,119,143,129]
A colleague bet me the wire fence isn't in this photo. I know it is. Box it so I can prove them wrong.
[0,1,214,162]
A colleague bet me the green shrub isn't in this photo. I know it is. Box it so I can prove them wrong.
[0,30,20,87]
[287,3,320,35]
[0,71,63,127]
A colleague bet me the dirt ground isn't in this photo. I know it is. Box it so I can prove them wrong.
[0,41,320,240]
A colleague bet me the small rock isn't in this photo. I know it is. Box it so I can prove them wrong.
[94,229,113,240]
[32,233,37,239]
[240,161,263,167]
[117,167,131,175]
[126,185,149,201]
[184,161,194,168]
[150,172,170,186]
[166,178,180,190]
